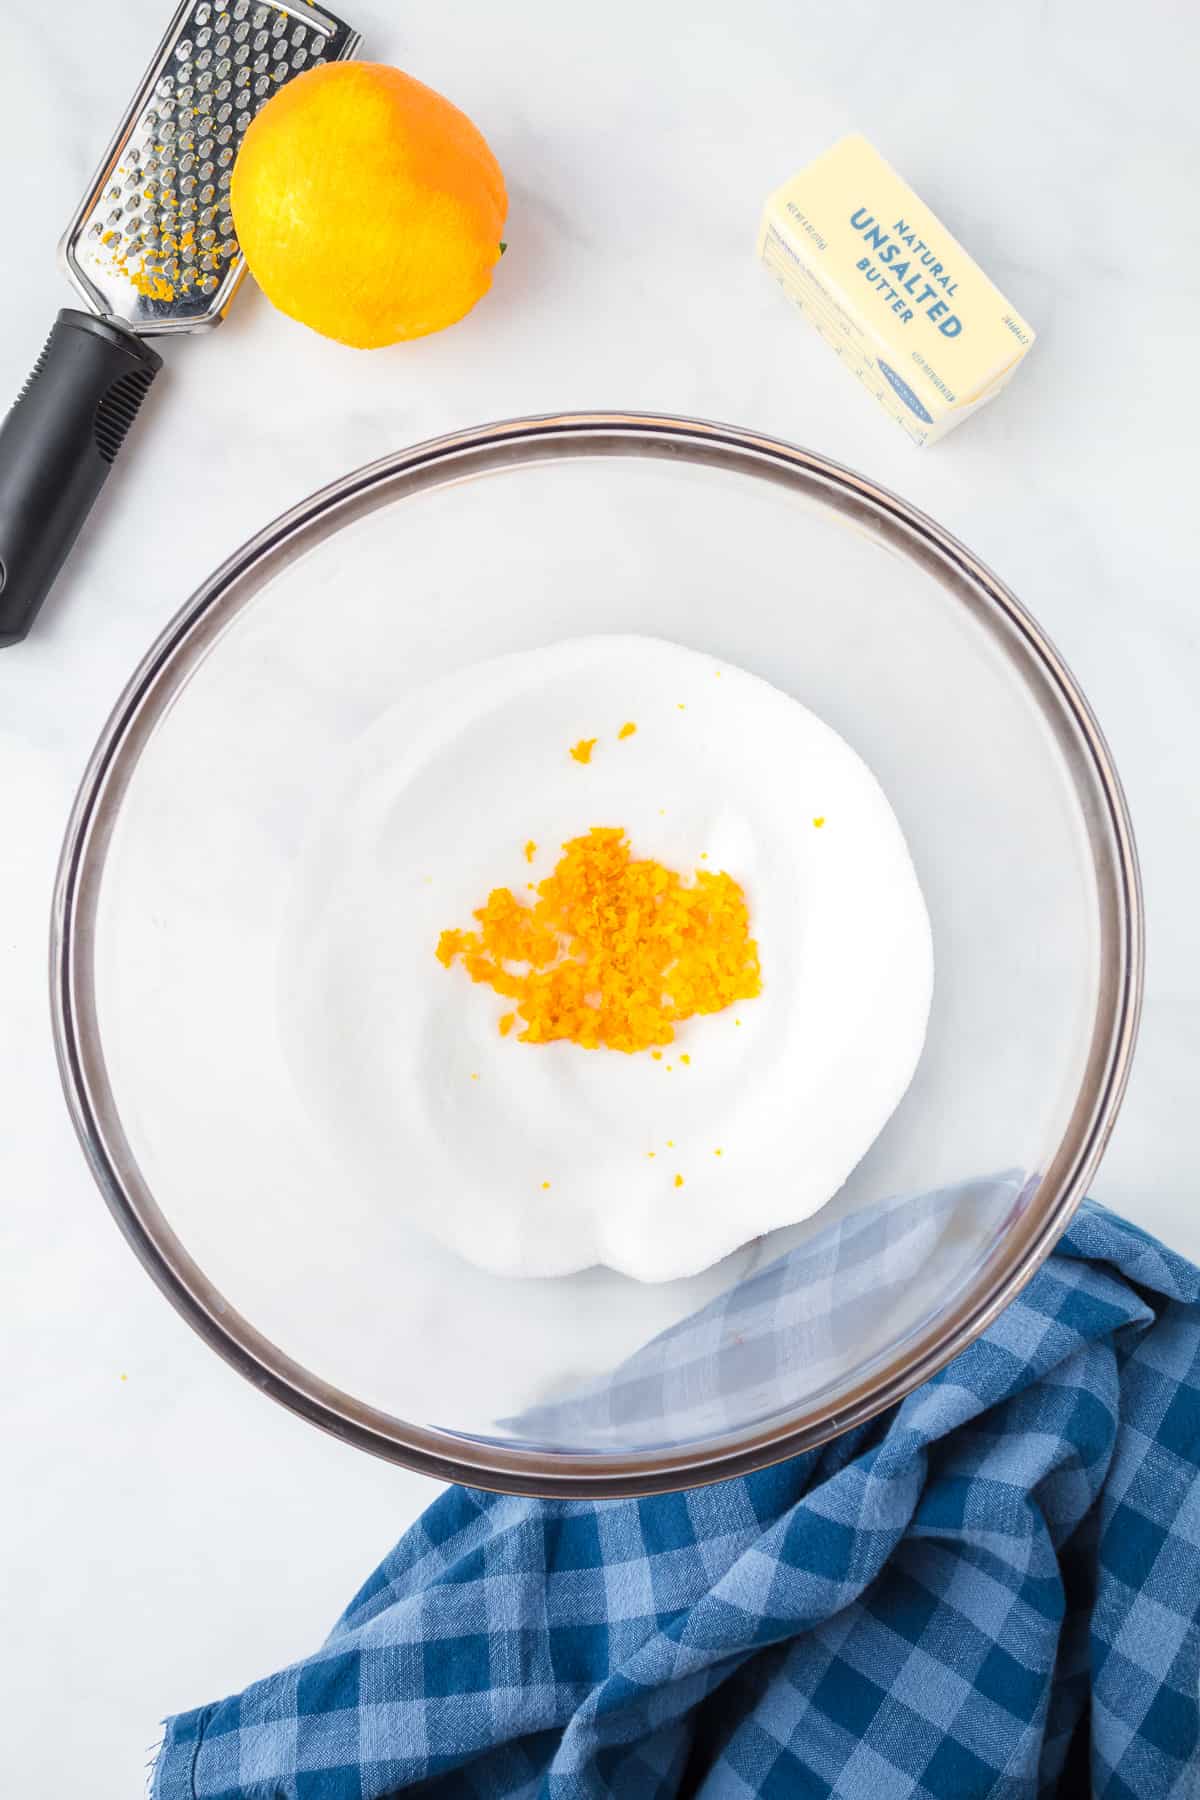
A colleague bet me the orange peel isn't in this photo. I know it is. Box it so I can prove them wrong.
[436,826,761,1052]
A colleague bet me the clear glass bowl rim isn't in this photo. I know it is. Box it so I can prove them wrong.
[49,412,1144,1497]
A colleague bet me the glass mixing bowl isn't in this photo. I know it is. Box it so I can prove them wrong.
[51,414,1142,1496]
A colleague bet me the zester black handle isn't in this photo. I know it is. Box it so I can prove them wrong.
[0,309,163,648]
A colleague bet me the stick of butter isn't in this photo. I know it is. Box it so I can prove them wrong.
[759,134,1035,445]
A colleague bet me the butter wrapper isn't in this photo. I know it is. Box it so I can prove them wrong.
[759,134,1035,445]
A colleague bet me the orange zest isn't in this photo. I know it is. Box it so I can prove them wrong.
[569,738,597,764]
[436,826,761,1052]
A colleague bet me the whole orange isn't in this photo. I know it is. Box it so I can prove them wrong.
[230,62,507,348]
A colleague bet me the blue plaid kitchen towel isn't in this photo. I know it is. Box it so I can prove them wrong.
[153,1199,1200,1799]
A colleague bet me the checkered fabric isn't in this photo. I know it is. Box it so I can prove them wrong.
[153,1200,1200,1799]
[503,1173,1027,1452]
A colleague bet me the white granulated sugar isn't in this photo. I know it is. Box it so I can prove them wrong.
[280,636,933,1282]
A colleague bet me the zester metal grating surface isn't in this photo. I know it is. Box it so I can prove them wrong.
[60,0,359,336]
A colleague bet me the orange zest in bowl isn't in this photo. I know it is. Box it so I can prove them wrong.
[569,738,597,764]
[436,826,761,1052]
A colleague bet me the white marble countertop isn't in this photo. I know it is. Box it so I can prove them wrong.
[2,1,1197,1791]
